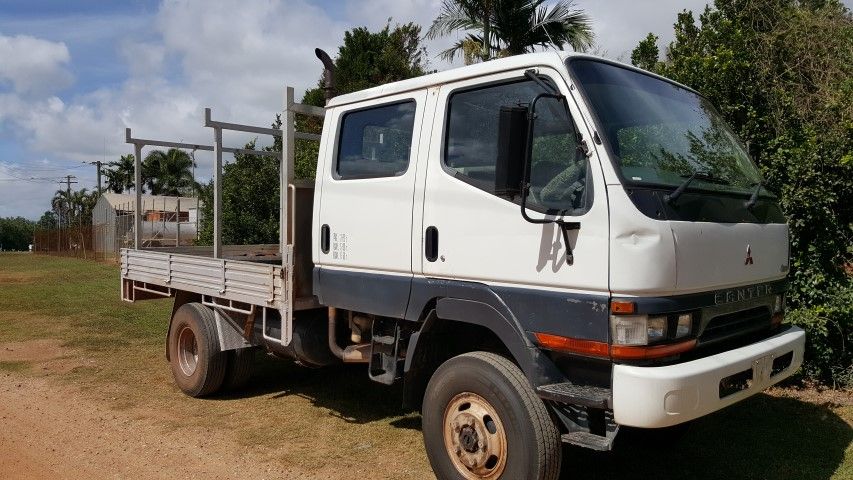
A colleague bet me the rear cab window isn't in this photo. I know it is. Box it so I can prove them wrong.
[336,101,417,179]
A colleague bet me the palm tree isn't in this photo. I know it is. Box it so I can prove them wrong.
[69,188,99,225]
[105,154,137,193]
[51,189,71,223]
[51,188,98,226]
[427,0,594,62]
[142,148,198,196]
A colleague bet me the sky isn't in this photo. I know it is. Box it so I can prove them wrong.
[2,0,847,219]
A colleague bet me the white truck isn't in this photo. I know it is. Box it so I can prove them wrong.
[120,51,805,480]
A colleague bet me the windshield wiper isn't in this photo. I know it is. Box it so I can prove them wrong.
[744,181,763,210]
[665,171,729,205]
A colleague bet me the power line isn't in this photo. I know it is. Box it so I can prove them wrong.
[0,172,61,183]
[0,163,87,172]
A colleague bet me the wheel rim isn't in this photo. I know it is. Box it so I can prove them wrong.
[442,392,508,479]
[177,326,198,377]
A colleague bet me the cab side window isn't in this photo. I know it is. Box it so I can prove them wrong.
[444,78,590,214]
[337,100,416,179]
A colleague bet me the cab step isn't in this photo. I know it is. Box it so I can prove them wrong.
[536,382,612,409]
[368,318,403,385]
[561,430,616,451]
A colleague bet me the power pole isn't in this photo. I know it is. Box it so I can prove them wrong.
[83,161,102,193]
[95,161,101,193]
[63,174,77,197]
[57,175,78,252]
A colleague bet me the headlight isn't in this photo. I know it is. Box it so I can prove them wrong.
[611,315,648,345]
[675,313,692,338]
[611,314,668,345]
[772,294,785,327]
[610,311,694,345]
[773,294,784,313]
[647,316,667,342]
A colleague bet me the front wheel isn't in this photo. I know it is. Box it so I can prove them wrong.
[422,352,561,480]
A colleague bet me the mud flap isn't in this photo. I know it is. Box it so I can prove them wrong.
[213,309,253,352]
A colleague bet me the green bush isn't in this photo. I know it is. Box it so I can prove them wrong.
[632,0,853,388]
[787,282,853,389]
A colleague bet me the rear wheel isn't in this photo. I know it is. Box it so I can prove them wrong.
[168,303,226,397]
[422,352,561,480]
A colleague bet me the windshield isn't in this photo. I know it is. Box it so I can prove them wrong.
[567,59,762,194]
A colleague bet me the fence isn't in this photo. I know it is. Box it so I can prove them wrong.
[35,206,200,262]
[33,224,108,260]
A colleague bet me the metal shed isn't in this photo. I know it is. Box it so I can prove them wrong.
[92,193,201,258]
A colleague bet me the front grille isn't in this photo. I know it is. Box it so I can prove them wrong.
[700,306,772,346]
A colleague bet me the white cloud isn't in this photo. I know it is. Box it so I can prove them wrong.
[0,33,73,95]
[576,0,715,60]
[10,0,848,219]
[155,0,346,120]
[2,0,352,219]
[119,41,167,78]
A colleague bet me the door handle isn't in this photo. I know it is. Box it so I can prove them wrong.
[321,224,330,254]
[425,226,438,262]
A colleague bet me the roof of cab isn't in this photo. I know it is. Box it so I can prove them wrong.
[324,51,699,108]
[325,51,573,108]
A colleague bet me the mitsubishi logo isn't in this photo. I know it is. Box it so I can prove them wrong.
[745,244,754,265]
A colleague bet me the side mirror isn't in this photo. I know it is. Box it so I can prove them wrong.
[495,106,529,197]
[518,92,582,263]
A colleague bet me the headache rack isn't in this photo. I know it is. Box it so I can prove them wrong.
[120,87,324,347]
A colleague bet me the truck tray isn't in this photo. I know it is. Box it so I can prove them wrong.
[120,247,291,311]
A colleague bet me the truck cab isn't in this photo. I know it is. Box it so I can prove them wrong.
[311,52,804,477]
[122,51,805,480]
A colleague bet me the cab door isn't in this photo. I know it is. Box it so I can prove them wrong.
[315,90,428,317]
[418,67,609,297]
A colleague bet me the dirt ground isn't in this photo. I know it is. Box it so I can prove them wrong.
[0,338,332,480]
[0,254,851,480]
[0,375,296,480]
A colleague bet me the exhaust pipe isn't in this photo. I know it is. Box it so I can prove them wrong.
[315,48,336,104]
[328,307,370,363]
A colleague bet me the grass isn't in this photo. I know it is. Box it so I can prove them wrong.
[0,252,851,479]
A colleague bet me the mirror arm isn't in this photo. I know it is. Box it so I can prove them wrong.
[558,221,581,263]
[524,69,558,94]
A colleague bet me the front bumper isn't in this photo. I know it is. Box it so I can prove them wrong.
[612,326,805,428]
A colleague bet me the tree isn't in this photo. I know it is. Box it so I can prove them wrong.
[51,188,99,227]
[0,217,34,251]
[142,148,198,196]
[298,22,430,179]
[631,0,853,387]
[51,189,71,227]
[630,33,659,71]
[197,140,280,245]
[427,0,594,62]
[303,21,429,103]
[104,154,137,193]
[197,23,431,246]
[36,211,57,230]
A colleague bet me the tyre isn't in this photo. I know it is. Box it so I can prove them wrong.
[167,303,227,397]
[222,347,256,391]
[422,351,561,480]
